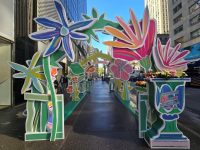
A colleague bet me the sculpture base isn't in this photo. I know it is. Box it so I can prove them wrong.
[145,133,190,149]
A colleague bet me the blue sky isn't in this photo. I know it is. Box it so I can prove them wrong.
[87,0,144,53]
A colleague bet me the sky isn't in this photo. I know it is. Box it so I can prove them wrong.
[87,0,144,53]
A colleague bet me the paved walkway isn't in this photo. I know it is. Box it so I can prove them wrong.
[60,80,148,150]
[1,80,200,149]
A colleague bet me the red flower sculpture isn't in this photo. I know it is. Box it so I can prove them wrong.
[110,59,133,81]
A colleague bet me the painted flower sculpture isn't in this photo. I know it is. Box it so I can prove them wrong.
[153,39,190,72]
[85,65,96,74]
[29,0,95,61]
[71,76,79,83]
[9,52,45,94]
[66,85,73,94]
[104,8,156,72]
[110,59,133,81]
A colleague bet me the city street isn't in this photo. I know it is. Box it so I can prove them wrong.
[179,87,200,139]
[0,81,200,150]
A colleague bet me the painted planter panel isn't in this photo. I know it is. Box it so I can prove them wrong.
[24,93,64,141]
[144,78,190,149]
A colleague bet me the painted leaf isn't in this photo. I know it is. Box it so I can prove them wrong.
[69,63,84,75]
[9,62,28,73]
[92,8,98,18]
[13,73,26,78]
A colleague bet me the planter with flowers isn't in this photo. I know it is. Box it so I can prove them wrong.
[143,39,191,149]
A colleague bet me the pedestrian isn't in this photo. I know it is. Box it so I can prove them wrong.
[60,74,64,93]
[63,74,68,91]
[54,79,59,93]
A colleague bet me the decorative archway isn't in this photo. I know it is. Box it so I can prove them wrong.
[79,51,113,66]
[9,0,197,148]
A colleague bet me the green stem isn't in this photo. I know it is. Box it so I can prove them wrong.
[43,56,57,141]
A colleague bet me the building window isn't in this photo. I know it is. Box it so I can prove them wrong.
[191,28,200,39]
[173,14,183,24]
[190,13,200,25]
[174,25,183,34]
[173,0,179,5]
[174,36,184,45]
[189,1,200,14]
[173,3,182,14]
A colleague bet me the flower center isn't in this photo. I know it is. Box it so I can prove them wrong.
[119,65,124,72]
[60,26,69,36]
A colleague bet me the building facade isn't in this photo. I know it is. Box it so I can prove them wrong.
[61,0,87,22]
[145,0,169,34]
[0,0,15,108]
[168,0,200,48]
[36,0,59,52]
[168,0,200,86]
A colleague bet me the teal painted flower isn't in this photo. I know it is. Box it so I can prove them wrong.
[9,52,46,94]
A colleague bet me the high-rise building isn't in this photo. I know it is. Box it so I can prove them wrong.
[168,0,200,48]
[145,0,169,34]
[168,0,200,86]
[36,0,59,52]
[61,0,87,22]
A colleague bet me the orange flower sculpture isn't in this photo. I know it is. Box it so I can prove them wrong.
[86,65,96,74]
[71,76,79,83]
[66,85,73,94]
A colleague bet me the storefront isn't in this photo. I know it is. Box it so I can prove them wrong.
[0,0,15,108]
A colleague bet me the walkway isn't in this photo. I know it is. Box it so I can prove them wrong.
[60,80,148,150]
[1,81,200,149]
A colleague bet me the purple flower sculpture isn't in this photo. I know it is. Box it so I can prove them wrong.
[29,0,95,62]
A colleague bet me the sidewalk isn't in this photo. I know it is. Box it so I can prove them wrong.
[0,81,200,150]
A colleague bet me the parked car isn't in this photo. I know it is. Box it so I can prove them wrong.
[186,60,200,87]
[129,70,144,82]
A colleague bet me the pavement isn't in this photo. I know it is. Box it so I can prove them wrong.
[0,81,200,150]
[179,87,200,141]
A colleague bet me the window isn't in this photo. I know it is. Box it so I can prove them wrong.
[191,28,200,39]
[174,25,183,34]
[173,3,182,14]
[173,14,183,24]
[189,1,200,14]
[190,14,200,25]
[173,0,179,5]
[174,36,184,45]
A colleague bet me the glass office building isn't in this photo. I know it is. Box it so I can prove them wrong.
[61,0,87,22]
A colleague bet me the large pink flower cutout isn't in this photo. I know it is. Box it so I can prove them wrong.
[104,8,156,62]
[153,39,190,72]
[110,59,133,81]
